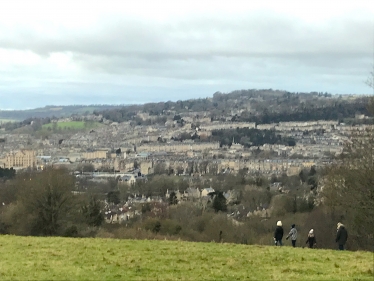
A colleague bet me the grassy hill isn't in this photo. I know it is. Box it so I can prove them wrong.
[0,105,122,121]
[0,236,372,280]
[41,121,101,130]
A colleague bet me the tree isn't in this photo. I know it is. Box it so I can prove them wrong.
[169,191,178,205]
[365,65,374,90]
[212,191,227,213]
[322,146,374,250]
[18,168,75,236]
[153,162,166,175]
[148,175,175,197]
[77,163,95,173]
[321,75,374,250]
[175,165,184,176]
[309,166,317,176]
[107,191,120,205]
[208,162,218,175]
[0,167,16,179]
[81,194,104,227]
[199,161,209,174]
[306,177,317,190]
[299,169,308,183]
[187,161,195,175]
[366,66,374,115]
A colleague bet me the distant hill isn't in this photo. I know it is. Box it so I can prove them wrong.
[0,89,371,124]
[0,105,123,121]
[94,89,372,124]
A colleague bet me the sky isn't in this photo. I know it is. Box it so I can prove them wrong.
[0,0,373,110]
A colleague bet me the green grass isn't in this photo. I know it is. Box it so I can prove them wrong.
[0,118,17,123]
[42,121,100,130]
[0,236,373,280]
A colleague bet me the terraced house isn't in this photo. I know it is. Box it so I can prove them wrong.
[1,149,36,169]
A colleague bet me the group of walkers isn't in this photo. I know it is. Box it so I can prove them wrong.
[273,221,348,250]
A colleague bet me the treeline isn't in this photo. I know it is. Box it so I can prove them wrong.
[0,168,104,236]
[93,89,370,124]
[210,128,296,147]
[0,165,314,235]
[239,101,369,124]
[0,167,16,179]
[0,164,372,251]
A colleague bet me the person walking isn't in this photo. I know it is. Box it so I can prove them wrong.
[286,224,298,247]
[305,229,317,248]
[274,221,284,246]
[336,222,348,250]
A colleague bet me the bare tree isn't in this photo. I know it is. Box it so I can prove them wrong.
[18,168,76,236]
[365,65,374,89]
[199,160,209,174]
[320,70,374,250]
[366,65,374,115]
[321,118,374,250]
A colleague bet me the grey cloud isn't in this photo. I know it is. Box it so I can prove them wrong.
[0,12,373,109]
[1,14,372,59]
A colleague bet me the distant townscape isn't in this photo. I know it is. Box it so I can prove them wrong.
[0,90,371,177]
[0,89,373,251]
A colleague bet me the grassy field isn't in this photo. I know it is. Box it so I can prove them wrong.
[0,236,372,280]
[0,118,17,123]
[42,121,100,130]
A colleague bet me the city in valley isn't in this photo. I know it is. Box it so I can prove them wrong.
[0,89,373,251]
[1,2,373,279]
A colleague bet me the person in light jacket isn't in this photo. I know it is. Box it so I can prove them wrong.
[305,229,317,248]
[336,222,348,250]
[273,221,284,246]
[286,224,298,247]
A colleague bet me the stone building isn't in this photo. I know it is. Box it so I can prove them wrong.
[1,149,36,169]
[82,150,109,160]
[137,141,220,153]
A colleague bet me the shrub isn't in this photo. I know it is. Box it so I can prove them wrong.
[143,218,162,233]
[190,213,214,233]
[269,195,294,217]
[159,219,182,235]
[64,225,79,237]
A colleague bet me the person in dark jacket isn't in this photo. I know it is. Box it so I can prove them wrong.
[286,224,298,247]
[305,229,317,248]
[336,222,348,250]
[273,221,284,246]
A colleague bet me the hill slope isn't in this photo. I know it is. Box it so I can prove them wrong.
[0,236,372,280]
[0,105,122,121]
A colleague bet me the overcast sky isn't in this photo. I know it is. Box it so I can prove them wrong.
[0,0,373,109]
